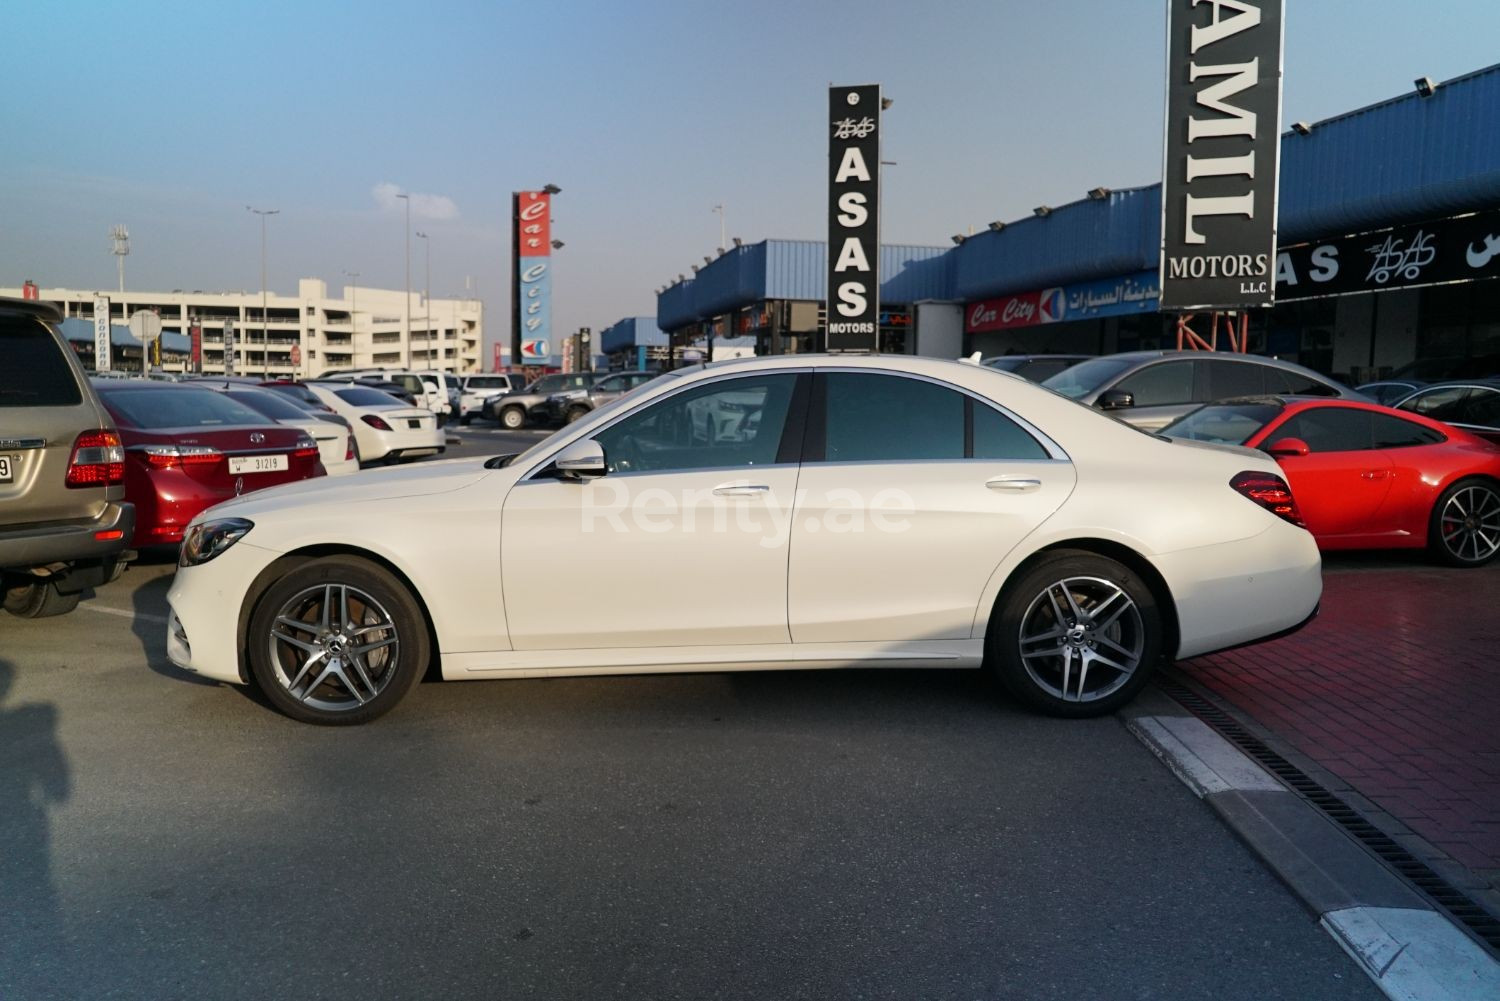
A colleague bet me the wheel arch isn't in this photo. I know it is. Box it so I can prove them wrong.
[986,538,1181,663]
[236,544,443,685]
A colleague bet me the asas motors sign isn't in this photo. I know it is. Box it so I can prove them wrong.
[826,83,881,352]
[1159,0,1284,310]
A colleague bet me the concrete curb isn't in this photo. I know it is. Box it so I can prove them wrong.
[1125,690,1500,1001]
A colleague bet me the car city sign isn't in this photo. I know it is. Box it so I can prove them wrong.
[826,83,881,352]
[513,190,554,363]
[1159,0,1284,310]
[965,272,1161,334]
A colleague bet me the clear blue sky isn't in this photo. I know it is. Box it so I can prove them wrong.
[3,0,1497,356]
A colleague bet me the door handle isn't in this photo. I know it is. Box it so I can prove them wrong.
[713,483,770,497]
[1360,470,1389,480]
[986,477,1042,493]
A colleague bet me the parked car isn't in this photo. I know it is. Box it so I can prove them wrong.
[981,354,1091,382]
[259,380,342,419]
[166,354,1322,725]
[1393,379,1500,445]
[1042,350,1360,431]
[457,373,526,424]
[307,383,444,465]
[543,370,659,424]
[1355,380,1425,406]
[198,382,359,476]
[1162,396,1500,566]
[1389,354,1500,383]
[322,369,454,420]
[93,381,324,548]
[482,371,610,428]
[0,298,134,618]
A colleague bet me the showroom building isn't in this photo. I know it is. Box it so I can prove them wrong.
[656,63,1500,381]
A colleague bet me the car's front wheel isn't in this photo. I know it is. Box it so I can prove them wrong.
[1429,477,1500,567]
[987,551,1161,717]
[499,406,526,430]
[565,405,590,424]
[247,556,429,725]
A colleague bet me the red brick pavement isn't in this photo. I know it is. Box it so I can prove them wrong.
[1178,557,1500,883]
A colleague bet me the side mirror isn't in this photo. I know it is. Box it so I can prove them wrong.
[553,439,607,479]
[1097,388,1135,411]
[1266,436,1311,458]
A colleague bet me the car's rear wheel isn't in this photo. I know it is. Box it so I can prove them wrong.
[565,405,590,424]
[3,579,82,619]
[500,406,526,430]
[1428,477,1500,567]
[247,556,428,725]
[986,551,1161,717]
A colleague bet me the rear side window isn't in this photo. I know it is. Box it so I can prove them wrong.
[1115,361,1195,407]
[1274,408,1373,452]
[823,373,963,462]
[102,388,266,429]
[972,404,1048,459]
[1370,413,1445,448]
[1401,387,1471,421]
[1466,388,1500,427]
[0,314,82,408]
[1205,360,1266,400]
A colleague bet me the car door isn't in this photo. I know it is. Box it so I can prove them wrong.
[1261,407,1394,539]
[589,374,630,407]
[500,371,808,650]
[1106,359,1197,430]
[787,370,1075,644]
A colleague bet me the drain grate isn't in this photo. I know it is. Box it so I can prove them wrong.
[1157,677,1500,956]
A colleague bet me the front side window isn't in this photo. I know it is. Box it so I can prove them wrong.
[592,374,797,474]
[1114,361,1195,407]
[1272,408,1373,452]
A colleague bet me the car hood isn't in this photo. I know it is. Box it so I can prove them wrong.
[201,457,493,520]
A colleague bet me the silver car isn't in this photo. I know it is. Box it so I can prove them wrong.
[544,370,659,424]
[1042,350,1360,431]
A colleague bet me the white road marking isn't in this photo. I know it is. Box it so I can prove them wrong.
[79,603,169,625]
[1322,906,1500,1001]
[1127,714,1285,796]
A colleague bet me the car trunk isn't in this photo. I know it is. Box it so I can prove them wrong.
[125,425,323,492]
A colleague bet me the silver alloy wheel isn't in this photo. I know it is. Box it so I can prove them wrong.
[1439,484,1500,563]
[266,583,401,713]
[1018,576,1145,703]
[501,408,524,429]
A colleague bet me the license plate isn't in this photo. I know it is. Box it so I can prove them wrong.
[407,419,422,429]
[0,455,12,482]
[229,454,289,475]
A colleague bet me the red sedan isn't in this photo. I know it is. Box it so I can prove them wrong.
[1163,396,1500,567]
[93,381,325,548]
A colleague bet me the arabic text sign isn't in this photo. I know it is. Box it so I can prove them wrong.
[1276,209,1500,301]
[1160,0,1284,310]
[965,272,1160,334]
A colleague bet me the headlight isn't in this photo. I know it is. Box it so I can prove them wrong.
[179,518,255,568]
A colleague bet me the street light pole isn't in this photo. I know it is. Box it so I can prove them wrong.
[713,203,726,252]
[416,231,430,368]
[247,206,279,378]
[343,269,360,369]
[396,192,411,370]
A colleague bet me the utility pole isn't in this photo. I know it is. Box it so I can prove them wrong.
[417,231,431,367]
[247,206,279,378]
[396,192,411,370]
[713,203,726,252]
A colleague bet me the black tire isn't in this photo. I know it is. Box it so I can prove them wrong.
[499,406,526,430]
[1427,477,1500,567]
[985,550,1162,718]
[459,414,472,426]
[3,580,82,619]
[564,405,590,424]
[246,555,429,725]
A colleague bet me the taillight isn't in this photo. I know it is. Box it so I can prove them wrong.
[66,430,125,487]
[293,446,320,460]
[1230,471,1305,528]
[344,436,355,461]
[361,414,392,431]
[139,445,223,469]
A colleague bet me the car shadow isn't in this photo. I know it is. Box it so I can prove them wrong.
[0,657,70,988]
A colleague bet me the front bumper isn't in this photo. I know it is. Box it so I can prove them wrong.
[0,501,135,573]
[166,540,281,685]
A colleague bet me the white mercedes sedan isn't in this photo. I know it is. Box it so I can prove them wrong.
[166,355,1322,725]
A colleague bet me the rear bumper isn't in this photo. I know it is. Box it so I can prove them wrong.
[0,501,135,572]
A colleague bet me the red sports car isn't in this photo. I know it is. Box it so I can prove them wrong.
[1163,396,1500,567]
[93,381,325,548]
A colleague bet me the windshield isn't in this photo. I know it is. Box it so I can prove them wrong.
[504,371,687,469]
[1042,357,1137,399]
[1161,403,1282,445]
[224,388,315,422]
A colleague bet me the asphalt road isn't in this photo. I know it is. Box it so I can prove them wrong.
[0,425,1380,1000]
